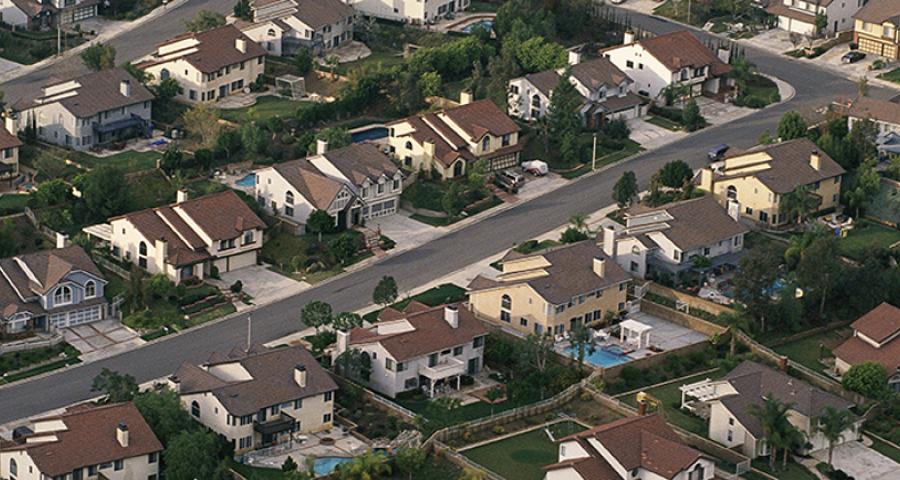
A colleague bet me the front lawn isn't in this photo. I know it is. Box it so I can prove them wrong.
[620,369,724,436]
[261,229,383,284]
[870,437,900,464]
[646,115,683,131]
[363,283,467,322]
[838,220,900,260]
[734,74,781,108]
[560,139,642,179]
[0,343,79,375]
[750,459,817,480]
[219,95,309,123]
[123,282,230,332]
[0,27,85,64]
[0,194,30,216]
[878,67,900,85]
[771,328,851,372]
[463,421,586,480]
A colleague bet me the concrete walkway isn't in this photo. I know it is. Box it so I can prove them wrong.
[807,441,900,480]
[63,320,145,363]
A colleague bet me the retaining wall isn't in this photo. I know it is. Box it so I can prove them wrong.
[639,300,728,337]
[646,283,736,317]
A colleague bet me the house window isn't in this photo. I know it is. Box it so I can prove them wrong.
[114,460,124,471]
[482,137,490,151]
[726,185,737,200]
[271,404,280,415]
[531,94,541,109]
[405,141,413,150]
[453,346,463,355]
[54,286,73,305]
[511,85,519,94]
[191,401,200,418]
[729,417,735,426]
[392,178,401,191]
[219,239,236,250]
[286,191,294,205]
[285,206,294,217]
[397,362,406,372]
[428,353,438,367]
[500,310,511,322]
[386,358,395,371]
[139,241,147,256]
[501,134,510,147]
[85,280,96,298]
[9,459,16,478]
[501,294,512,309]
[688,465,705,480]
[520,318,528,327]
[148,453,158,464]
[243,230,255,245]
[473,336,484,348]
[323,413,332,423]
[377,182,385,195]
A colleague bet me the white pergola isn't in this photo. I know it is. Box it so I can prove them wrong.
[275,75,306,99]
[619,319,652,349]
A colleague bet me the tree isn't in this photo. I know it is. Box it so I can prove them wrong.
[240,122,265,156]
[612,171,638,208]
[282,456,299,472]
[293,48,314,75]
[123,62,151,84]
[372,275,398,306]
[779,185,821,226]
[33,179,69,207]
[154,77,181,101]
[184,10,225,32]
[418,71,442,97]
[814,11,828,37]
[334,348,372,381]
[560,226,588,243]
[77,166,133,222]
[81,43,116,71]
[842,362,889,399]
[442,182,467,217]
[681,99,704,132]
[845,158,880,218]
[335,450,392,480]
[569,323,595,374]
[466,158,490,196]
[777,111,808,140]
[796,236,843,318]
[658,160,694,189]
[163,430,226,480]
[733,243,781,333]
[330,233,360,266]
[182,103,221,150]
[519,333,555,399]
[816,406,854,467]
[750,395,793,471]
[546,70,582,161]
[301,300,333,333]
[306,210,335,242]
[91,368,138,403]
[159,147,184,174]
[325,55,340,80]
[134,389,195,445]
[307,127,351,155]
[395,447,426,480]
[568,213,590,235]
[233,0,251,20]
[858,75,868,97]
[333,312,363,332]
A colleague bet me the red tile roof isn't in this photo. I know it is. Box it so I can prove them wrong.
[0,126,23,151]
[833,303,900,375]
[851,302,900,344]
[141,25,266,74]
[607,30,731,75]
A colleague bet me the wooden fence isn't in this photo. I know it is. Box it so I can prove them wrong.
[647,283,736,318]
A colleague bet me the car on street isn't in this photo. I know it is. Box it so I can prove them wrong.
[842,51,866,64]
[708,144,729,161]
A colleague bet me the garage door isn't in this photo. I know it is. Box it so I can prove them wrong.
[225,251,257,271]
[50,305,102,329]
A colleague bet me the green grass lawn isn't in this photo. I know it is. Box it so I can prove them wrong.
[838,220,900,260]
[878,67,900,84]
[468,0,499,11]
[646,115,683,131]
[463,421,586,480]
[229,460,285,479]
[560,139,643,179]
[0,27,85,64]
[70,150,163,174]
[772,328,850,372]
[736,74,780,108]
[870,437,900,464]
[219,95,309,123]
[332,49,406,76]
[0,343,80,385]
[620,369,723,436]
[128,170,175,210]
[0,194,30,216]
[187,303,237,327]
[751,459,817,480]
[364,283,467,322]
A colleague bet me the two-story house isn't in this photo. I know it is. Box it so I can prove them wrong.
[255,142,403,234]
[235,0,355,56]
[0,125,23,185]
[508,51,644,127]
[853,0,900,59]
[0,402,163,480]
[0,245,108,333]
[467,240,631,337]
[0,0,96,30]
[768,0,864,37]
[333,302,487,398]
[698,138,845,227]
[603,30,732,101]
[87,190,266,284]
[544,414,715,480]
[169,344,338,453]
[387,93,521,179]
[137,25,267,104]
[5,68,153,151]
[847,95,900,134]
[603,196,748,279]
[344,0,466,24]
[833,302,900,393]
[680,361,861,459]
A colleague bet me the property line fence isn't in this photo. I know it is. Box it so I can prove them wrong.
[431,440,504,480]
[0,333,64,355]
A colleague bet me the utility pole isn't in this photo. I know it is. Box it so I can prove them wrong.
[592,133,597,171]
[57,22,61,56]
[246,314,252,352]
[687,0,691,25]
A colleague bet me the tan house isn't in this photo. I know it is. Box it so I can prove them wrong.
[169,344,338,453]
[853,0,900,60]
[468,240,631,337]
[0,125,23,184]
[137,25,267,104]
[0,403,163,480]
[698,138,845,227]
[833,302,900,393]
[387,93,521,179]
[847,95,900,134]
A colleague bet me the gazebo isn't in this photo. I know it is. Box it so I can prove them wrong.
[618,319,652,349]
[275,74,306,99]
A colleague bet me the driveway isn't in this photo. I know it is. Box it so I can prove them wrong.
[628,118,688,151]
[739,28,798,55]
[215,265,309,308]
[369,211,445,252]
[810,441,900,480]
[63,320,144,362]
[695,97,756,126]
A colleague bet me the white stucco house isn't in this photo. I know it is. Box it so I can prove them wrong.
[234,0,355,56]
[0,125,23,185]
[344,0,466,24]
[333,303,488,399]
[833,302,900,393]
[603,30,733,101]
[0,0,96,30]
[170,344,338,454]
[5,68,153,151]
[767,0,865,37]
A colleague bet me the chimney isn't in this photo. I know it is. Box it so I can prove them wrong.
[726,199,741,222]
[444,304,459,329]
[294,364,307,388]
[235,38,247,54]
[567,50,582,66]
[154,239,168,273]
[116,423,129,448]
[809,150,821,171]
[593,257,606,278]
[459,91,473,105]
[335,330,349,355]
[56,232,69,249]
[623,30,635,45]
[120,80,131,97]
[316,139,328,155]
[602,225,617,258]
[717,46,731,64]
[423,140,436,159]
[176,189,189,203]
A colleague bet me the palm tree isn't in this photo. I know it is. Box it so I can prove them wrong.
[779,185,822,226]
[816,407,854,467]
[568,213,590,235]
[780,423,807,469]
[750,395,793,471]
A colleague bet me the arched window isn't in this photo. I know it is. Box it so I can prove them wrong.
[54,286,72,305]
[726,185,737,200]
[481,136,490,151]
[268,28,276,36]
[285,191,294,205]
[191,401,200,418]
[139,241,147,256]
[85,280,96,298]
[9,458,17,477]
[405,141,413,150]
[531,94,541,109]
[160,68,170,80]
[688,464,705,480]
[501,294,511,310]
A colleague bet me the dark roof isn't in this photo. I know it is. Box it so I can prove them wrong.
[720,138,845,194]
[766,1,816,22]
[8,403,162,477]
[570,57,630,91]
[625,195,748,251]
[141,25,267,74]
[14,245,105,295]
[8,0,56,18]
[349,304,488,362]
[171,345,337,416]
[14,68,154,119]
[0,127,23,150]
[468,240,631,305]
[832,335,900,376]
[720,361,855,437]
[849,302,900,344]
[319,143,402,186]
[854,0,900,25]
[174,190,266,241]
[293,0,354,29]
[441,99,520,141]
[272,158,345,210]
[524,70,561,97]
[608,30,731,75]
[847,96,900,126]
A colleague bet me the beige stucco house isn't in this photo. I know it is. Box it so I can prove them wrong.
[468,240,631,337]
[137,25,267,104]
[0,125,23,184]
[853,0,900,59]
[169,344,338,454]
[0,402,162,480]
[833,302,900,393]
[698,138,845,227]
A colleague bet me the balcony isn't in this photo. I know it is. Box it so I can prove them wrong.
[420,357,465,380]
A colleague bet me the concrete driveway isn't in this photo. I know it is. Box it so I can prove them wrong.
[63,320,144,362]
[369,211,445,252]
[695,97,756,126]
[810,441,900,480]
[628,118,687,151]
[215,265,309,308]
[739,28,799,54]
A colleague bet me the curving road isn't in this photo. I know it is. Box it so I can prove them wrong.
[0,6,890,423]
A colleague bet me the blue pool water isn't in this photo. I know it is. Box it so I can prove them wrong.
[314,456,353,476]
[351,126,388,143]
[463,19,494,33]
[565,345,632,368]
[235,173,256,188]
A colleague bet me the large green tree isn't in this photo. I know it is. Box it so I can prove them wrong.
[134,389,195,445]
[816,406,854,467]
[612,171,638,208]
[796,236,843,318]
[301,300,333,333]
[779,185,821,226]
[91,368,138,403]
[842,362,889,399]
[845,158,881,217]
[658,160,694,189]
[81,44,116,71]
[184,10,225,32]
[545,70,582,165]
[750,395,794,472]
[372,275,398,306]
[777,111,808,140]
[733,243,781,333]
[163,430,228,480]
[77,166,133,222]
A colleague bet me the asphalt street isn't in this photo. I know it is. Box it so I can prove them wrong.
[0,6,891,423]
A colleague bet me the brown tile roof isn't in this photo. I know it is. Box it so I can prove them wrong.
[596,91,644,113]
[441,99,520,141]
[172,345,337,416]
[14,68,154,119]
[854,0,900,25]
[544,455,620,480]
[847,96,900,127]
[608,30,731,75]
[832,335,900,375]
[20,245,104,294]
[174,190,266,241]
[625,195,748,252]
[293,0,354,29]
[273,158,346,210]
[0,127,23,151]
[523,70,560,97]
[121,208,212,267]
[388,115,469,168]
[570,57,630,91]
[8,403,162,477]
[349,303,488,362]
[319,143,402,187]
[849,302,900,344]
[144,25,267,74]
[720,138,845,194]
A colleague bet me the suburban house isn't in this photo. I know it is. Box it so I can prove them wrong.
[680,360,861,459]
[255,142,404,234]
[603,30,732,101]
[0,0,97,30]
[467,239,631,337]
[169,344,338,453]
[388,93,521,179]
[767,0,864,37]
[853,0,900,59]
[0,245,108,334]
[0,125,23,184]
[698,138,845,227]
[235,0,355,56]
[137,25,267,104]
[87,190,266,284]
[846,95,900,134]
[344,0,465,24]
[544,414,715,480]
[604,195,748,279]
[333,302,488,398]
[0,402,163,480]
[833,302,900,393]
[508,51,645,127]
[5,68,153,151]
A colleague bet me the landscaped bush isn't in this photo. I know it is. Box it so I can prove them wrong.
[816,463,855,480]
[603,343,737,395]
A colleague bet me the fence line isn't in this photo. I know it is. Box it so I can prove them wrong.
[431,440,504,480]
[0,333,64,355]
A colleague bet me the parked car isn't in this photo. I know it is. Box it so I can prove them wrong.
[708,144,729,161]
[494,170,524,192]
[842,51,866,64]
[522,160,548,176]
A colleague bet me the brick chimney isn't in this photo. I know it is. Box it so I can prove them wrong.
[116,423,129,448]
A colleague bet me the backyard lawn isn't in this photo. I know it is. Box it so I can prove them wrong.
[128,170,176,210]
[838,220,900,260]
[0,194,30,216]
[463,421,586,480]
[772,328,850,373]
[619,369,723,436]
[70,150,163,174]
[219,95,310,123]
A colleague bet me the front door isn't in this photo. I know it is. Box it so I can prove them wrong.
[467,357,480,375]
[351,207,361,225]
[453,161,463,178]
[219,85,228,98]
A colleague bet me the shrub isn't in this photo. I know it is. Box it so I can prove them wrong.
[492,425,506,435]
[229,280,243,293]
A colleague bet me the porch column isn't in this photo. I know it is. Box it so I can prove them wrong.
[457,375,461,390]
[430,381,435,398]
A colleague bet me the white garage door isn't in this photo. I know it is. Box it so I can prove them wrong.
[226,251,257,271]
[50,305,102,329]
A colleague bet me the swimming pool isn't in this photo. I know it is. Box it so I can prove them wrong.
[350,126,388,143]
[235,172,256,188]
[463,19,494,33]
[564,345,632,368]
[313,456,354,476]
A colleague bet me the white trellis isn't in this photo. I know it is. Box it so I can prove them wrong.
[275,74,306,99]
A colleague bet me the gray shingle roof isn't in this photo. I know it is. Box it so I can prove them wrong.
[720,138,845,194]
[14,68,154,119]
[626,195,748,252]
